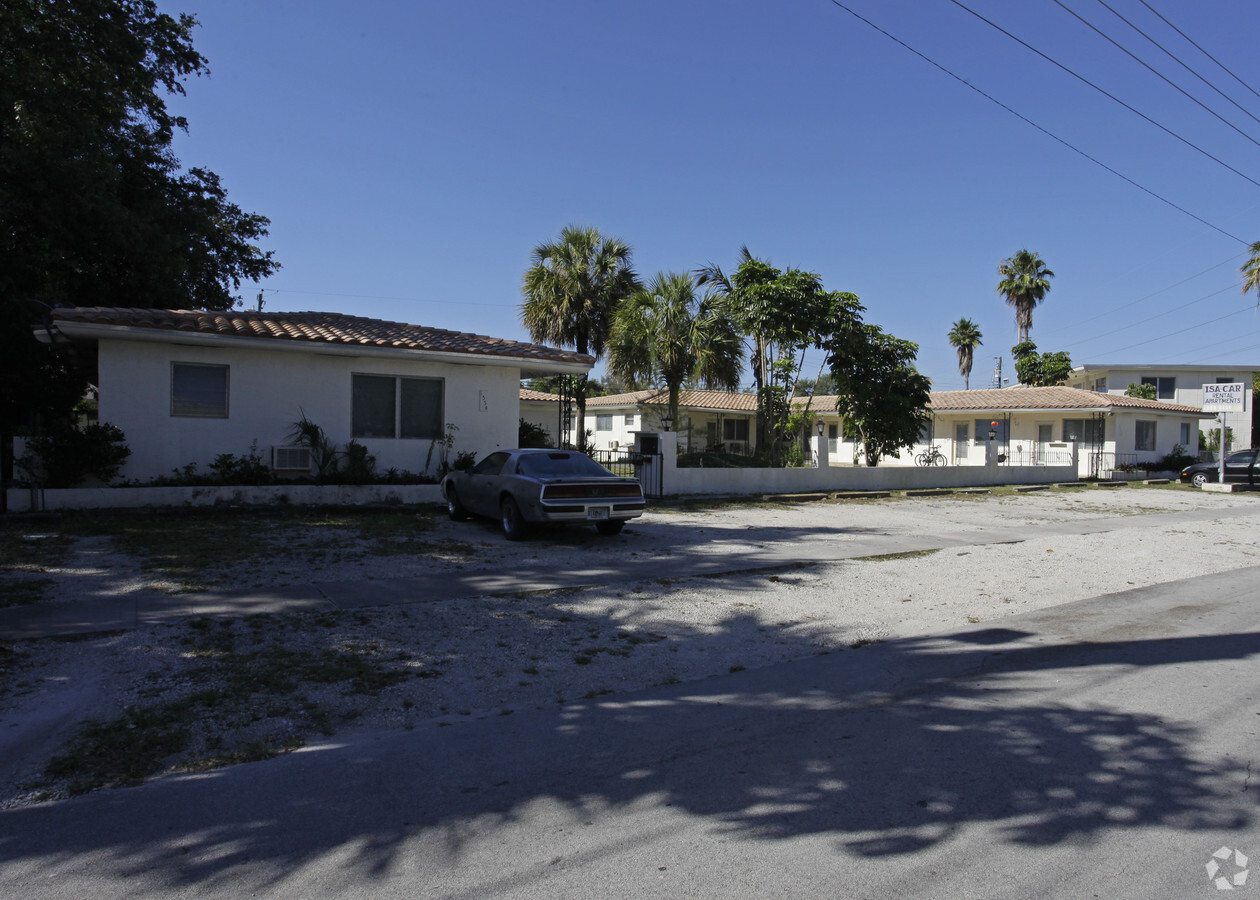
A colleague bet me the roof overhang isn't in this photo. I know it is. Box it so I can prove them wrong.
[38,321,592,376]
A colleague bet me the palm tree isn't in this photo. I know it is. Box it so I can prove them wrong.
[520,225,641,439]
[606,272,743,429]
[996,249,1054,343]
[947,317,983,390]
[1241,240,1260,308]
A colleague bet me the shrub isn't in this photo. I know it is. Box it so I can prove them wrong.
[518,418,552,448]
[340,440,377,484]
[19,422,131,488]
[208,442,273,485]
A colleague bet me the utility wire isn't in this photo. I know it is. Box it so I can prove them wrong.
[1065,282,1238,347]
[1037,252,1246,339]
[1051,0,1260,149]
[1097,0,1260,129]
[1137,0,1260,102]
[947,0,1260,191]
[1085,302,1255,356]
[825,0,1247,243]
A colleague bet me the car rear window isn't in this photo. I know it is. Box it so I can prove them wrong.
[516,452,612,477]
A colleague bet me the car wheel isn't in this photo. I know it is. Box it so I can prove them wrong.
[446,486,468,521]
[596,520,625,537]
[500,496,528,541]
[1191,471,1211,488]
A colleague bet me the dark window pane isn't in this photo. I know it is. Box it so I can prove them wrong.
[400,378,441,439]
[172,363,228,417]
[974,418,1008,444]
[353,375,396,438]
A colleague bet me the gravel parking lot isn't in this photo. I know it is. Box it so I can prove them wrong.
[2,485,1258,808]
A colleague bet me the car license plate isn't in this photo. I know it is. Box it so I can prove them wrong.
[586,506,610,520]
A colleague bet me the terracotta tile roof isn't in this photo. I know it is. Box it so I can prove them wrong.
[928,386,1206,414]
[49,306,593,366]
[586,389,758,412]
[575,385,1209,417]
[585,390,662,408]
[519,389,564,402]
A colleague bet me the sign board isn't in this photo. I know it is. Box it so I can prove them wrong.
[1202,382,1246,412]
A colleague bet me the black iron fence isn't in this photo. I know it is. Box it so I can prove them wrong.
[588,449,663,498]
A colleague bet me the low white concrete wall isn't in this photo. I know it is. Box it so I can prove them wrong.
[6,483,444,513]
[664,463,1078,496]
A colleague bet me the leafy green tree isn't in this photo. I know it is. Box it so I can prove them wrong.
[827,326,932,466]
[947,318,983,390]
[1011,341,1072,387]
[997,250,1054,343]
[520,225,641,436]
[697,250,862,464]
[1,0,279,491]
[1124,382,1158,400]
[606,272,742,430]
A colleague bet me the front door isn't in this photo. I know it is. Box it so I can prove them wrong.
[1037,424,1053,464]
[954,422,969,460]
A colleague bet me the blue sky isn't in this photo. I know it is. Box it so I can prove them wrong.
[166,0,1260,390]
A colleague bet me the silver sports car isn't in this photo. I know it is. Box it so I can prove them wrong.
[441,449,646,540]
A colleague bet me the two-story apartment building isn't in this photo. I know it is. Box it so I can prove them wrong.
[1068,365,1254,450]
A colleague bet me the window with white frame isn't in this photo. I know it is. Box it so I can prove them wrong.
[1140,376,1175,400]
[1063,418,1103,443]
[722,418,750,442]
[351,374,442,439]
[171,362,229,417]
[1093,377,1107,393]
[1135,420,1156,451]
[595,414,613,431]
[1179,422,1192,446]
[624,413,635,426]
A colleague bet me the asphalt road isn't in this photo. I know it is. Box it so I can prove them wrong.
[1,565,1257,899]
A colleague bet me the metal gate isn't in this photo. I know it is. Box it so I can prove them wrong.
[588,449,663,498]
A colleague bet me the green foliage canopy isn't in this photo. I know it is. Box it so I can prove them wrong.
[1011,341,1073,387]
[606,272,742,429]
[996,250,1054,344]
[1,0,280,480]
[827,325,932,466]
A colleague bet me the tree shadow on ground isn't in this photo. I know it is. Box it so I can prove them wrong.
[1,593,1256,894]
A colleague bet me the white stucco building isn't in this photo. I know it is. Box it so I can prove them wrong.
[1068,364,1254,450]
[37,307,592,481]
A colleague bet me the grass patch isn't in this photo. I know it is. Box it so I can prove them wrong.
[52,508,441,588]
[43,614,415,794]
[851,549,941,563]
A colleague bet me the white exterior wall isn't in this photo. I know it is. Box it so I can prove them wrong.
[520,399,565,447]
[97,337,521,480]
[587,407,646,451]
[1070,367,1253,450]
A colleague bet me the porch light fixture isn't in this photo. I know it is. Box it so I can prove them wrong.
[662,413,674,432]
[817,420,825,436]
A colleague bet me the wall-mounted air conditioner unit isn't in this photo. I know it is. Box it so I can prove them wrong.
[272,446,312,471]
[609,441,619,450]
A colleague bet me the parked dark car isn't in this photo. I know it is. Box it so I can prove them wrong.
[441,449,646,540]
[1179,449,1259,487]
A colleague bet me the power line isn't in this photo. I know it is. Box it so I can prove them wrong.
[947,0,1260,191]
[1084,302,1255,356]
[824,0,1247,244]
[1037,252,1246,340]
[1137,0,1260,102]
[1049,0,1260,150]
[1096,0,1260,130]
[1064,282,1238,347]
